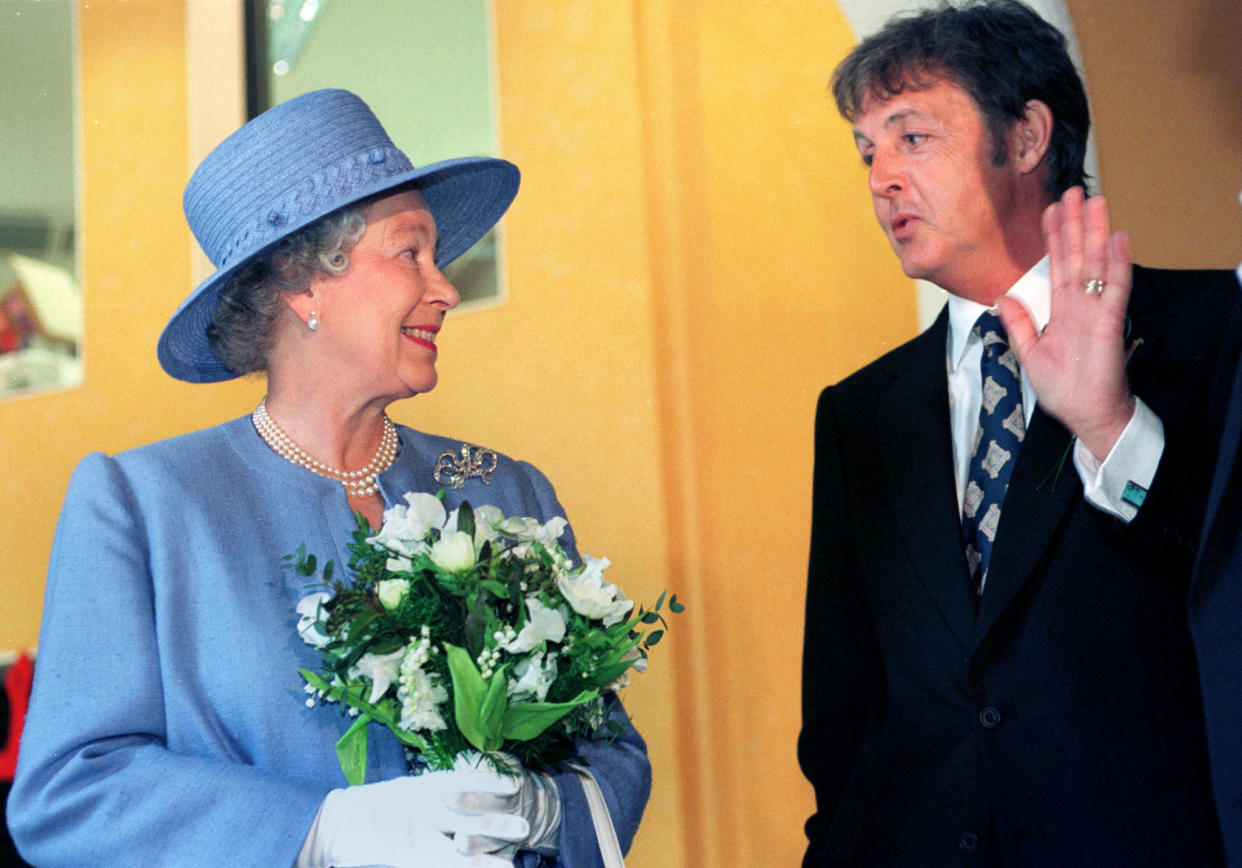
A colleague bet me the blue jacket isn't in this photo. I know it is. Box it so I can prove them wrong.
[8,417,651,866]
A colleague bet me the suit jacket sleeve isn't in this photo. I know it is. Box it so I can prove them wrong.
[1101,267,1242,579]
[799,387,883,864]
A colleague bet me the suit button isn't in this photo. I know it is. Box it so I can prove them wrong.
[978,706,1002,728]
[958,830,980,853]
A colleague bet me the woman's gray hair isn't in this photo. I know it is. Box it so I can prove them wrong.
[207,202,369,375]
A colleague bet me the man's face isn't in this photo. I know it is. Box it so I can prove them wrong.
[852,75,1028,300]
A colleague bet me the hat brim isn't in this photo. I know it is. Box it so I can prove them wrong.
[157,156,519,384]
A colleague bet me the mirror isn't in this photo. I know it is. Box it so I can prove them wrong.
[0,1,82,399]
[246,0,504,308]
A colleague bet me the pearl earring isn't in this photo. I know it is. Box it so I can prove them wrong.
[307,311,320,331]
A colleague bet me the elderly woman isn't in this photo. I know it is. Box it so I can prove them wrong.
[7,89,650,867]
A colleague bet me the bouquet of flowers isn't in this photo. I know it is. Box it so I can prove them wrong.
[293,491,680,785]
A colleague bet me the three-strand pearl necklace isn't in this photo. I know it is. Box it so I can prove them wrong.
[252,397,398,497]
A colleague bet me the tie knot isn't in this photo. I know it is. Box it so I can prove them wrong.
[974,311,1008,352]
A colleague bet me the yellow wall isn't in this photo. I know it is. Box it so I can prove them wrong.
[1066,0,1242,269]
[0,1,260,656]
[14,1,1238,866]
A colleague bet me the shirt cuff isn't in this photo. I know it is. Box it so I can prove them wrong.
[1072,398,1164,523]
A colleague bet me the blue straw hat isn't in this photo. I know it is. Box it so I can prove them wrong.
[158,88,520,383]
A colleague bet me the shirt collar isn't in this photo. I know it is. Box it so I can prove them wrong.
[947,256,1051,372]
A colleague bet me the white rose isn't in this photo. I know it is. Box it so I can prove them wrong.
[499,596,568,653]
[430,531,477,572]
[376,578,410,612]
[556,555,633,626]
[295,592,333,648]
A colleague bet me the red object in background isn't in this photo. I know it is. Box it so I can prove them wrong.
[0,282,43,354]
[0,653,33,781]
[0,306,20,354]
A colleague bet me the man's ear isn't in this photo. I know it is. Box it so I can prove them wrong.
[1013,99,1054,175]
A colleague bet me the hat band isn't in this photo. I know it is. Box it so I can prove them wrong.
[210,145,414,270]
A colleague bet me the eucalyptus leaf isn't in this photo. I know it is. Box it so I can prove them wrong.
[297,552,317,577]
[645,629,664,646]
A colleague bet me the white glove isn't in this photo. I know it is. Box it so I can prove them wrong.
[298,769,530,868]
[452,753,562,858]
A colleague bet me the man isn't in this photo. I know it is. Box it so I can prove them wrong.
[799,1,1242,864]
[1191,245,1242,865]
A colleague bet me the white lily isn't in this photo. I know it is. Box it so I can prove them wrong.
[500,596,568,653]
[367,492,446,557]
[508,650,559,702]
[471,504,506,550]
[557,555,633,626]
[295,592,332,648]
[349,649,405,705]
[497,515,568,548]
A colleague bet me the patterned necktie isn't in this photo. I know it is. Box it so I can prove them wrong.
[962,311,1025,593]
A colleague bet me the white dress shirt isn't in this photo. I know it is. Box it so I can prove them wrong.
[946,257,1161,523]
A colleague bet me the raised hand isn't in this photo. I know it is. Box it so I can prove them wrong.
[997,185,1136,461]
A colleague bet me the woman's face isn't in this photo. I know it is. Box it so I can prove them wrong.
[306,189,460,402]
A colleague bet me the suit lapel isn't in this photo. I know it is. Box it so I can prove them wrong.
[973,404,1078,640]
[877,310,977,649]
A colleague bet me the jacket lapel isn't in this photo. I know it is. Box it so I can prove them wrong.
[876,310,977,649]
[973,398,1079,643]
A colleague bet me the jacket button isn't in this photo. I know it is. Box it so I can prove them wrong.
[978,706,1002,728]
[958,830,980,853]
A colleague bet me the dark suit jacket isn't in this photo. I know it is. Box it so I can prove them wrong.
[800,266,1242,866]
[1192,286,1242,867]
